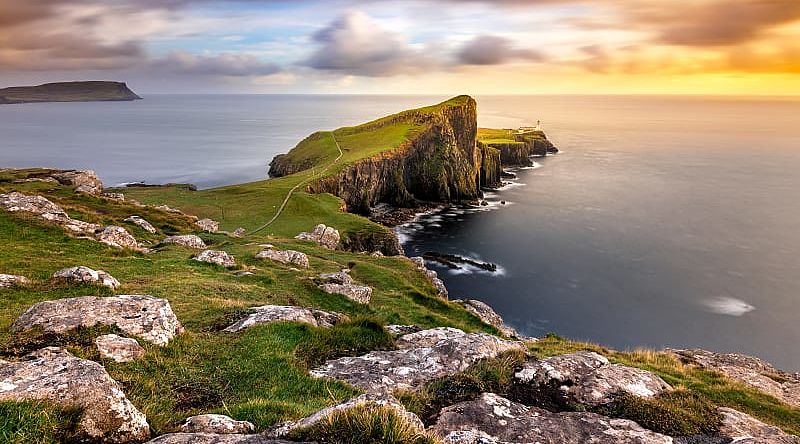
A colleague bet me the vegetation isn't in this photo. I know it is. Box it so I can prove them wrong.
[289,405,439,444]
[0,81,140,104]
[0,401,81,444]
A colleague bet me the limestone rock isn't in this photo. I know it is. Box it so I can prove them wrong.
[51,170,103,195]
[194,250,236,268]
[224,305,347,332]
[0,192,100,235]
[410,256,448,298]
[147,434,296,444]
[718,407,800,443]
[316,271,372,304]
[97,225,139,250]
[196,218,219,233]
[311,327,525,393]
[162,235,207,249]
[431,392,673,444]
[295,224,340,249]
[52,266,121,289]
[179,414,255,434]
[0,273,30,288]
[125,215,157,233]
[0,347,150,443]
[95,334,145,363]
[255,249,309,268]
[454,299,521,339]
[11,295,184,346]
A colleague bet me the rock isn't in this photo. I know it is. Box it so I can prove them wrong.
[431,392,673,444]
[370,251,384,257]
[125,215,157,233]
[255,249,309,268]
[316,271,372,304]
[162,235,207,249]
[232,227,246,237]
[179,414,255,434]
[103,192,125,201]
[196,218,219,233]
[0,191,100,235]
[271,393,423,437]
[454,299,521,339]
[513,351,671,408]
[224,305,347,332]
[194,250,236,268]
[0,273,30,288]
[51,170,103,195]
[146,434,297,444]
[52,266,121,289]
[718,407,800,443]
[11,295,184,346]
[96,225,140,250]
[95,334,146,363]
[385,324,421,337]
[295,224,340,250]
[0,347,150,443]
[234,271,255,277]
[410,256,448,298]
[310,327,525,393]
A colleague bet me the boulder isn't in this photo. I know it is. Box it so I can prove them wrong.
[310,327,525,393]
[96,225,140,250]
[0,273,30,288]
[316,271,372,304]
[410,256,448,298]
[224,305,347,332]
[295,224,340,250]
[95,334,146,363]
[162,235,207,249]
[255,249,309,268]
[0,192,100,235]
[718,407,800,443]
[147,434,297,444]
[0,347,149,443]
[385,324,421,337]
[51,170,103,195]
[52,266,121,289]
[103,192,125,201]
[453,299,521,339]
[11,295,184,346]
[196,218,219,233]
[125,215,157,233]
[179,414,255,434]
[194,250,236,268]
[431,392,673,444]
[514,351,671,408]
[232,227,246,237]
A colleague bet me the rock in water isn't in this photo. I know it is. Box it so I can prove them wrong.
[51,170,104,195]
[162,235,207,249]
[316,271,373,304]
[0,347,150,443]
[95,334,146,363]
[718,407,800,443]
[52,266,121,289]
[194,250,236,268]
[295,224,340,249]
[255,249,309,268]
[224,305,347,332]
[96,226,140,250]
[195,218,219,233]
[179,414,255,434]
[11,295,184,346]
[453,299,521,339]
[431,392,673,444]
[125,215,157,233]
[0,273,30,288]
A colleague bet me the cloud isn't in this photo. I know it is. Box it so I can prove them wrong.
[457,35,545,65]
[151,51,282,76]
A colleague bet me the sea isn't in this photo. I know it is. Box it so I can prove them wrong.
[2,94,799,370]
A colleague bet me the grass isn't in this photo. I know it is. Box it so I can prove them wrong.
[0,401,82,444]
[288,405,439,444]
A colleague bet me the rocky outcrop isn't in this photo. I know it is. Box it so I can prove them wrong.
[162,234,207,249]
[96,225,141,250]
[315,271,372,304]
[255,248,309,268]
[454,299,521,339]
[0,191,100,234]
[410,256,448,298]
[430,392,673,444]
[718,407,800,443]
[147,434,298,444]
[223,305,347,332]
[11,295,184,346]
[52,266,121,289]
[489,141,533,166]
[194,250,236,268]
[0,273,30,288]
[479,144,503,188]
[125,215,157,233]
[95,334,146,362]
[294,224,340,250]
[103,192,125,201]
[179,415,255,434]
[310,327,525,393]
[0,347,150,443]
[51,170,103,195]
[195,218,219,233]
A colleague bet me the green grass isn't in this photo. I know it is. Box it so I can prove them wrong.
[0,401,82,444]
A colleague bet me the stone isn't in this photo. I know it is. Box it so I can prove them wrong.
[51,170,104,195]
[179,414,255,434]
[52,266,121,289]
[410,256,448,298]
[718,407,800,443]
[316,270,372,304]
[95,334,146,363]
[0,192,100,235]
[194,250,236,268]
[514,351,671,408]
[232,227,246,237]
[11,295,184,346]
[0,273,30,288]
[196,218,219,233]
[103,192,126,201]
[431,392,673,444]
[97,225,140,250]
[125,215,157,233]
[224,305,348,332]
[385,324,421,337]
[295,224,340,250]
[454,299,521,339]
[147,434,297,444]
[0,347,150,443]
[311,327,525,393]
[255,249,309,268]
[162,235,207,249]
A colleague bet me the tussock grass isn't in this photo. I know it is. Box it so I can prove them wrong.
[289,405,440,444]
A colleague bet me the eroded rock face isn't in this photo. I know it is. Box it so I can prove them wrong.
[224,305,347,332]
[95,334,146,363]
[147,434,296,444]
[0,273,30,288]
[514,351,671,408]
[11,295,184,346]
[125,215,157,233]
[316,271,372,304]
[194,250,236,268]
[255,249,309,268]
[51,170,103,195]
[0,347,150,443]
[718,407,800,443]
[97,225,140,250]
[431,392,673,444]
[179,414,255,435]
[311,327,525,393]
[52,266,121,289]
[196,218,219,233]
[0,192,100,235]
[410,256,448,298]
[162,235,207,249]
[295,224,340,250]
[454,299,520,339]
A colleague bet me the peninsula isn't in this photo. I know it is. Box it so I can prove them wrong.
[0,81,141,104]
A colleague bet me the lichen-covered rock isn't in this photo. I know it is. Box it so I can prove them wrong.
[255,249,309,268]
[311,327,525,393]
[295,224,340,249]
[410,256,448,298]
[0,192,100,234]
[0,347,150,443]
[11,295,184,346]
[316,271,372,304]
[162,235,207,249]
[95,334,145,363]
[431,392,673,444]
[194,250,236,268]
[718,407,800,443]
[196,218,219,233]
[51,170,103,195]
[179,414,255,434]
[0,273,30,288]
[454,299,521,339]
[385,324,421,337]
[147,434,297,444]
[125,215,157,233]
[52,266,121,289]
[224,305,347,332]
[514,351,671,408]
[232,227,246,237]
[97,225,140,250]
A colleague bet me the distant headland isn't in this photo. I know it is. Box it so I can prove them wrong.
[0,81,141,104]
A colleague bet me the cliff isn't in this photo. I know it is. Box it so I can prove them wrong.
[477,128,558,166]
[0,81,141,104]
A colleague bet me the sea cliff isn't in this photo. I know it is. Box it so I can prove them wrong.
[0,81,141,104]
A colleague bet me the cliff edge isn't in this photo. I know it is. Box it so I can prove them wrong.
[0,81,141,104]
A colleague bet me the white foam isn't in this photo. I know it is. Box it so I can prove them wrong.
[703,297,755,316]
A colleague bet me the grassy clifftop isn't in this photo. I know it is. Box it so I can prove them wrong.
[0,81,141,104]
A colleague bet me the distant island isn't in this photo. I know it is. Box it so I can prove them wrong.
[0,81,141,104]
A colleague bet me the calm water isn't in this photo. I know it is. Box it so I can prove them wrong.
[2,95,800,369]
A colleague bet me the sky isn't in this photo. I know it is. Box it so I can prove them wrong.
[1,0,799,95]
